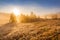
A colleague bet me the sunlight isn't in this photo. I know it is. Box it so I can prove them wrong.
[12,8,20,23]
[13,8,20,16]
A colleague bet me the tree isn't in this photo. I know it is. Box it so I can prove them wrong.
[9,13,17,23]
[19,12,41,23]
[29,12,37,22]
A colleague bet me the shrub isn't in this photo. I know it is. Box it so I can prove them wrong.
[9,13,17,23]
[19,12,40,23]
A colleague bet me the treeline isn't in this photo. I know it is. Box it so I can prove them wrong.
[9,12,41,23]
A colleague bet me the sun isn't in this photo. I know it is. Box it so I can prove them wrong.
[13,8,20,16]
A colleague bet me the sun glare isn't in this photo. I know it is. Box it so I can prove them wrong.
[13,8,20,16]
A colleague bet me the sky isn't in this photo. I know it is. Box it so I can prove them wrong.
[0,0,60,16]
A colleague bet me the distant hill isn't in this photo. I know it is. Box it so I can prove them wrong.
[40,12,60,19]
[0,13,10,25]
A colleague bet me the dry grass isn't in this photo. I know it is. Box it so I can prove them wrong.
[0,19,60,40]
[0,13,60,40]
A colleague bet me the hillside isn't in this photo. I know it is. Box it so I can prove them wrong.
[0,13,60,40]
[0,13,10,26]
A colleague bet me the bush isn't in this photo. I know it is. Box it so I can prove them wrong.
[9,12,41,23]
[19,12,40,23]
[9,13,17,23]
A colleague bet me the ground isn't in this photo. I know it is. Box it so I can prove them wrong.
[0,14,60,40]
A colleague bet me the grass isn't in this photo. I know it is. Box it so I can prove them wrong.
[0,19,60,40]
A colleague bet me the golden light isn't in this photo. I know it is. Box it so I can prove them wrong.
[13,8,20,16]
[12,8,20,23]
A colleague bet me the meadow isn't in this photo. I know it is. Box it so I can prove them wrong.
[0,13,60,40]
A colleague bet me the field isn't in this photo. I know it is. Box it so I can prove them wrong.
[0,14,60,40]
